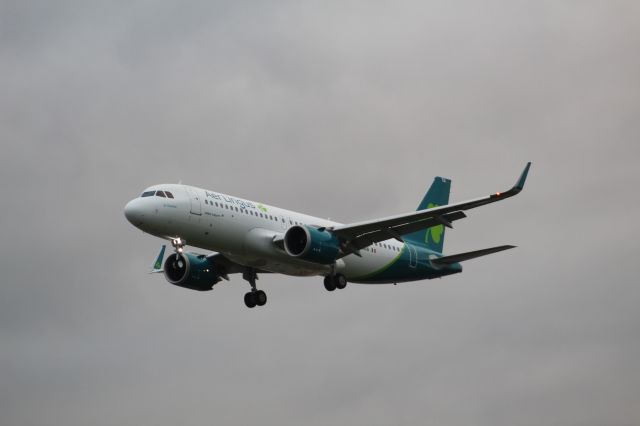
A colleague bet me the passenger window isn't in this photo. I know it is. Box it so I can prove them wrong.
[165,191,174,198]
[156,191,166,197]
[141,191,154,197]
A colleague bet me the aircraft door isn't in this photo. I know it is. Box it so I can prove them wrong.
[187,188,202,215]
[407,243,418,268]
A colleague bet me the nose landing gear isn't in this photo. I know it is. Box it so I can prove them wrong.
[171,237,186,253]
[243,270,267,308]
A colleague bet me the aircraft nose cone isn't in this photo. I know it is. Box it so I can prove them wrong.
[124,199,145,226]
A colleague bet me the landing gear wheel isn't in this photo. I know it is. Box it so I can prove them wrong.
[335,274,347,290]
[324,276,336,291]
[256,290,267,306]
[244,292,257,308]
[242,269,267,308]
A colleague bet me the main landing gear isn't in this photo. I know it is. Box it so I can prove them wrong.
[243,270,267,308]
[324,274,347,292]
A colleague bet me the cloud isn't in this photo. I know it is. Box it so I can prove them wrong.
[1,1,639,425]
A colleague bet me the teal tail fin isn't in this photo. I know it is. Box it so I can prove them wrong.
[405,177,451,253]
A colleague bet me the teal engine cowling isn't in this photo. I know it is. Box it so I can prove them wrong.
[284,225,341,264]
[163,252,222,291]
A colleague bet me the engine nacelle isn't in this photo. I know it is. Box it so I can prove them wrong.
[284,225,341,264]
[163,252,221,291]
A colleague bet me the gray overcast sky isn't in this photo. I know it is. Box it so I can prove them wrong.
[1,1,639,425]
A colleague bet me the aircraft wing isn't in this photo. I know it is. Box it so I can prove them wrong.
[204,252,273,278]
[330,162,530,254]
[150,245,271,281]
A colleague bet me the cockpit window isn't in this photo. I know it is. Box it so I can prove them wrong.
[141,191,155,197]
[156,191,166,198]
[165,191,174,198]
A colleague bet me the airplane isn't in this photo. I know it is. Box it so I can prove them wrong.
[124,162,530,308]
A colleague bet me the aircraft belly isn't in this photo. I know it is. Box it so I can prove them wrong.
[342,245,445,284]
[341,251,398,283]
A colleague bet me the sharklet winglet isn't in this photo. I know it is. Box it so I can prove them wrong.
[149,245,166,273]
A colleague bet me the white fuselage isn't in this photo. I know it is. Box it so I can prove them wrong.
[124,184,406,282]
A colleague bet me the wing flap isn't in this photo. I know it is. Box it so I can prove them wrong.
[338,211,467,253]
[431,245,515,265]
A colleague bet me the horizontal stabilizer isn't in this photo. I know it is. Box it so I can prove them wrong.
[431,245,515,265]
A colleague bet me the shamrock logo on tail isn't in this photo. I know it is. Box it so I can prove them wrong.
[425,203,444,245]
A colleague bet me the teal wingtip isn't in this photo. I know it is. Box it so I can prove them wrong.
[515,162,531,190]
[154,245,166,268]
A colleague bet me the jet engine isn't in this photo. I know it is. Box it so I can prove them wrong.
[163,252,222,291]
[284,225,341,264]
